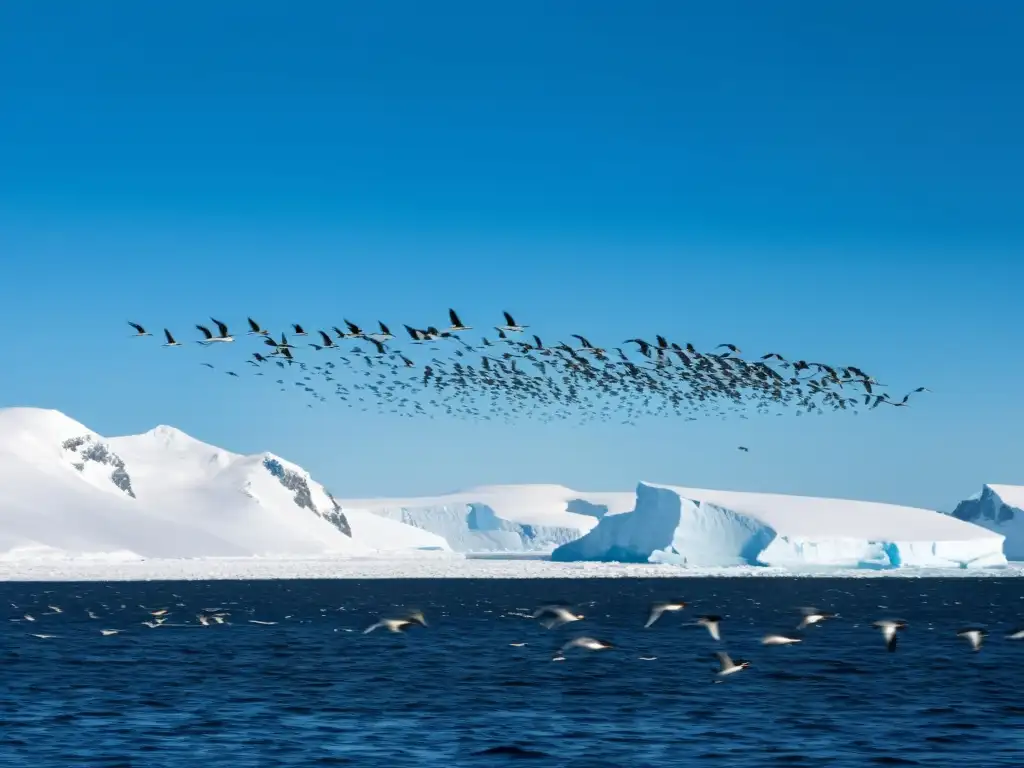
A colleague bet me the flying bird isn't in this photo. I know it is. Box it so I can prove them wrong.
[797,607,837,630]
[363,611,428,634]
[957,628,986,652]
[498,311,527,333]
[696,615,723,641]
[128,322,151,337]
[644,600,687,628]
[447,309,471,332]
[714,651,751,677]
[873,619,907,652]
[761,634,802,646]
[532,604,584,629]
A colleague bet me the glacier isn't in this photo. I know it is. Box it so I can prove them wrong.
[552,482,1008,570]
[0,407,448,560]
[0,407,1012,576]
[948,484,1024,560]
[337,484,636,553]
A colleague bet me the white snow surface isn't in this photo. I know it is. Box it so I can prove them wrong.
[552,482,1007,570]
[337,484,636,553]
[948,484,1024,560]
[0,408,447,559]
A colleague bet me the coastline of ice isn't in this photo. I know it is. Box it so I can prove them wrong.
[0,554,1020,582]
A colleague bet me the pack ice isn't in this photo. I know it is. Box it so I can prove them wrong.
[948,484,1024,560]
[338,485,636,553]
[552,482,1007,569]
[0,408,447,560]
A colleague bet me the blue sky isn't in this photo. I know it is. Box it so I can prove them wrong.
[1,2,1022,509]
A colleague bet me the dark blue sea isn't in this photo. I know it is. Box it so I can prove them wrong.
[1,578,1021,767]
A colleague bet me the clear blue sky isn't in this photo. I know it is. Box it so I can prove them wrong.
[1,2,1022,510]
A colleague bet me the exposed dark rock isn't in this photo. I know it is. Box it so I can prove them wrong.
[951,486,1017,525]
[62,434,136,499]
[262,457,352,537]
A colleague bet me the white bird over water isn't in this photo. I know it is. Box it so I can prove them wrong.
[957,628,986,652]
[714,652,751,677]
[762,634,802,646]
[872,619,907,652]
[532,604,584,629]
[1008,628,1024,640]
[696,615,723,641]
[797,607,837,630]
[363,611,427,634]
[558,636,614,656]
[100,629,122,636]
[644,600,687,628]
[46,605,63,615]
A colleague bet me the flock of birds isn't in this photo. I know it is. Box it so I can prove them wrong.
[126,310,930,427]
[13,598,1022,679]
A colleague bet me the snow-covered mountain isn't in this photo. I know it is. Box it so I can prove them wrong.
[552,482,1007,569]
[947,484,1024,560]
[0,408,447,560]
[337,485,636,553]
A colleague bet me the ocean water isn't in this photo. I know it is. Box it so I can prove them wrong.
[0,578,1021,767]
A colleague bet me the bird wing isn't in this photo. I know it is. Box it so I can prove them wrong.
[449,308,462,326]
[128,321,145,333]
[248,317,260,332]
[715,651,733,670]
[163,329,175,343]
[503,311,515,326]
[211,318,229,337]
[644,605,665,628]
[196,324,213,339]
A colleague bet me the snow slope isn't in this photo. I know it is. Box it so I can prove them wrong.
[948,484,1024,560]
[0,408,447,559]
[552,482,1007,569]
[338,484,636,553]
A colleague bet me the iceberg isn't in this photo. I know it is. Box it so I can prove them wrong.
[552,482,1007,569]
[338,485,636,553]
[0,407,448,560]
[947,484,1024,560]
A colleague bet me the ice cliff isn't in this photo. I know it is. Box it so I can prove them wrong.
[338,485,636,553]
[552,482,1007,569]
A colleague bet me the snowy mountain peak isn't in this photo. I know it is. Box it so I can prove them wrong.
[948,484,1023,559]
[0,407,446,559]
